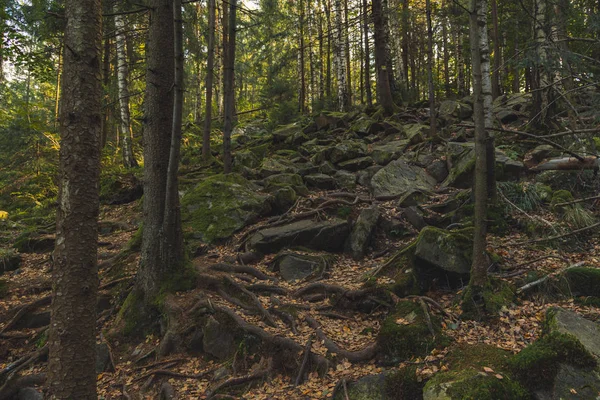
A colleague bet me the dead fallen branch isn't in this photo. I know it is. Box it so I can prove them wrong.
[554,194,600,207]
[516,261,586,294]
[518,221,600,245]
[304,316,377,362]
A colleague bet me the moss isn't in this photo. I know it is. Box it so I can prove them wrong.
[118,289,149,337]
[510,331,597,390]
[461,278,515,320]
[565,267,600,297]
[336,206,352,219]
[424,344,528,400]
[377,300,450,364]
[377,241,420,296]
[125,225,143,252]
[181,173,271,244]
[383,367,424,400]
[550,190,574,210]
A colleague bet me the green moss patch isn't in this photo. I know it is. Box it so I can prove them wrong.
[181,173,271,244]
[510,331,596,389]
[461,278,515,320]
[377,300,450,365]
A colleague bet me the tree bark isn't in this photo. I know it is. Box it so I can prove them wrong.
[203,0,216,160]
[372,0,395,115]
[426,0,436,135]
[298,0,306,113]
[333,0,349,111]
[468,0,489,292]
[490,0,501,99]
[48,0,102,397]
[114,7,138,168]
[222,0,237,173]
[136,0,175,307]
[363,0,372,106]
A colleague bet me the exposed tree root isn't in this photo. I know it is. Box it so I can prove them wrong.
[0,346,48,383]
[294,334,313,387]
[0,373,46,400]
[304,316,377,362]
[197,273,277,327]
[246,283,288,296]
[205,358,272,399]
[208,263,272,281]
[195,300,329,373]
[269,307,298,334]
[159,382,176,400]
[294,283,391,311]
[1,296,51,334]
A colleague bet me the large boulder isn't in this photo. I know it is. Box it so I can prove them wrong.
[247,219,350,254]
[338,156,374,172]
[182,174,271,243]
[332,368,422,400]
[370,140,409,165]
[270,252,333,282]
[414,227,472,275]
[345,207,381,260]
[334,170,357,190]
[404,124,429,145]
[438,100,473,121]
[258,156,298,178]
[328,140,368,164]
[263,173,308,195]
[1,248,21,274]
[272,123,304,143]
[203,316,236,360]
[370,160,437,199]
[304,173,337,190]
[510,308,600,400]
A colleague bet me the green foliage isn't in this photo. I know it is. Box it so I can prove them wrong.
[336,206,352,219]
[461,279,515,320]
[562,204,596,229]
[499,181,546,212]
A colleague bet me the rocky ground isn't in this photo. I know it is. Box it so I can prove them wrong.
[2,95,600,399]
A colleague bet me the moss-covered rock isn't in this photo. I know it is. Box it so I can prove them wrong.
[414,227,472,275]
[269,186,298,214]
[181,174,271,244]
[270,251,334,282]
[263,173,308,195]
[370,159,436,198]
[423,344,528,400]
[370,140,409,165]
[461,278,515,320]
[345,206,380,260]
[333,367,423,400]
[550,189,574,209]
[13,231,55,253]
[565,267,600,298]
[0,247,21,274]
[377,300,450,365]
[258,156,299,178]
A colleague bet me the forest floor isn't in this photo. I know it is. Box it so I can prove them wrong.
[2,183,600,399]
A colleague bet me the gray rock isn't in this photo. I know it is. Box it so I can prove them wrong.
[270,186,298,214]
[1,249,21,274]
[332,373,391,400]
[346,207,381,260]
[534,364,600,400]
[404,123,429,145]
[263,173,308,196]
[96,342,113,373]
[550,308,600,359]
[370,160,436,199]
[403,206,427,231]
[414,227,472,274]
[182,174,272,243]
[259,157,299,178]
[271,252,331,281]
[17,388,43,400]
[370,140,409,165]
[203,316,236,360]
[248,219,350,254]
[497,109,521,123]
[357,165,383,188]
[318,161,338,175]
[426,159,449,183]
[338,156,374,172]
[334,170,357,190]
[272,123,304,143]
[439,100,473,121]
[304,173,337,190]
[234,150,260,169]
[329,140,368,164]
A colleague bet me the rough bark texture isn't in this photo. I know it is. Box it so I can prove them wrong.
[531,0,552,128]
[114,8,138,169]
[362,0,372,106]
[426,0,436,135]
[372,0,395,115]
[203,0,216,160]
[468,0,488,290]
[48,0,102,397]
[490,0,501,99]
[222,0,236,173]
[333,0,349,111]
[137,0,175,306]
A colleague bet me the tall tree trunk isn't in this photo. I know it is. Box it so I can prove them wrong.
[326,0,332,102]
[490,0,501,99]
[426,0,436,135]
[363,0,373,106]
[101,28,111,148]
[456,28,465,96]
[318,0,325,102]
[163,0,184,273]
[530,0,552,128]
[442,2,451,97]
[372,0,395,115]
[223,0,236,173]
[464,0,489,314]
[512,20,520,93]
[401,0,410,93]
[298,0,306,113]
[388,0,405,90]
[333,0,349,111]
[136,0,175,309]
[114,8,138,168]
[203,0,216,160]
[48,0,102,397]
[344,0,352,106]
[220,0,228,118]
